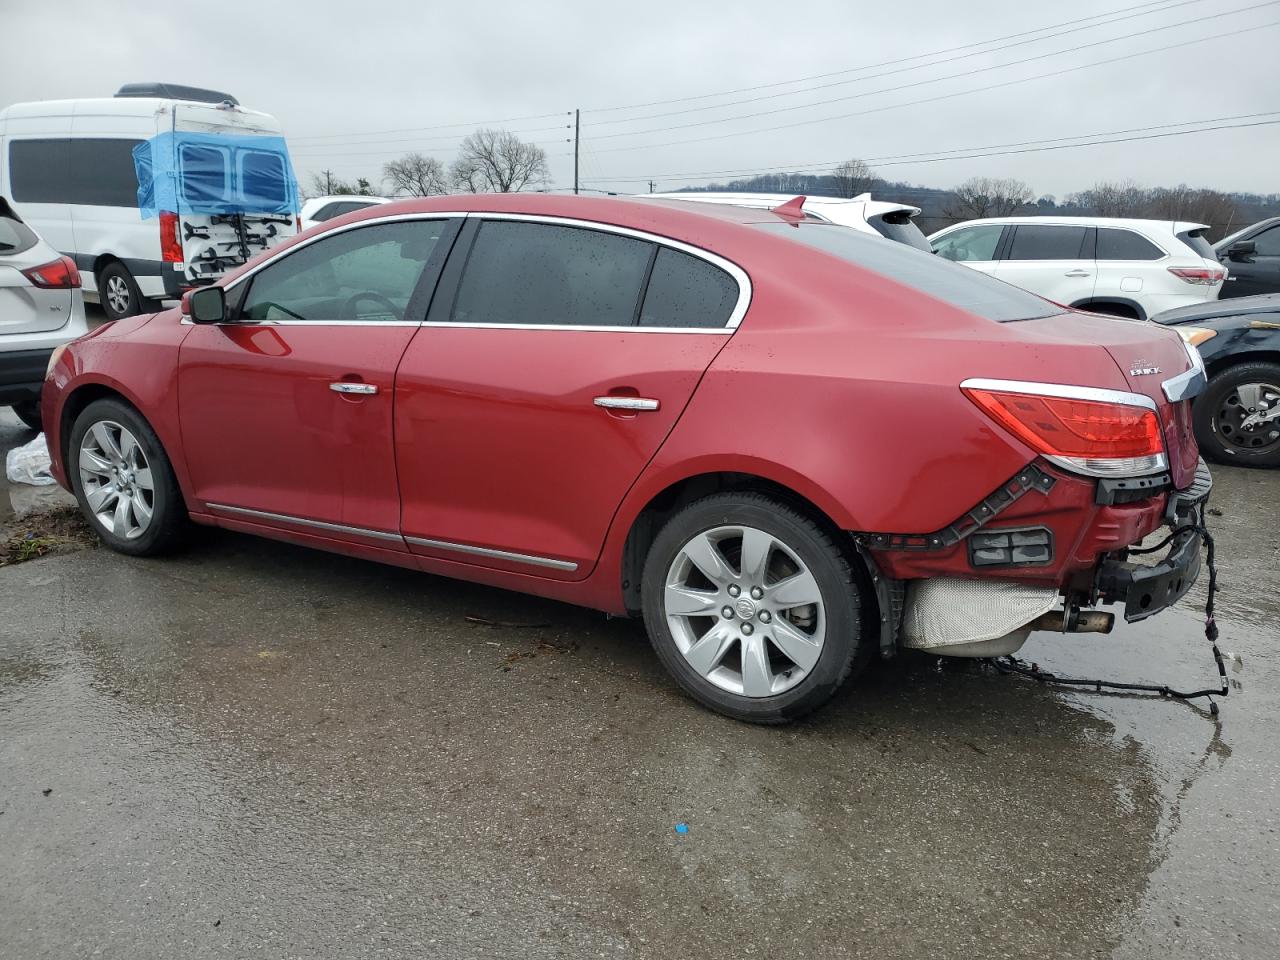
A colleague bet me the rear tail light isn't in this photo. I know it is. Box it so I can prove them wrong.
[160,211,183,263]
[1168,265,1225,285]
[962,379,1166,478]
[22,255,81,289]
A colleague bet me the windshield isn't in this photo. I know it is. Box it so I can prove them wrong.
[756,222,1059,322]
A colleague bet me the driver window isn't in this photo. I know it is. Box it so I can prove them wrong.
[238,220,446,323]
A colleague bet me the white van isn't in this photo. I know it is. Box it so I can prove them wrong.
[0,83,299,318]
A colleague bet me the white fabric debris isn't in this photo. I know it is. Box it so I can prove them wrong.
[5,432,56,486]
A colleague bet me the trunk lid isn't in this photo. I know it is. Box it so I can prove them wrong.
[1016,312,1200,488]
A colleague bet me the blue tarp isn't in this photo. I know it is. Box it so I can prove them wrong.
[132,131,300,219]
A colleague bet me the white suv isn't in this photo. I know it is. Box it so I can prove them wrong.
[928,217,1224,319]
[645,192,931,251]
[1,199,87,431]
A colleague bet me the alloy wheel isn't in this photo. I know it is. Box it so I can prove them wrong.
[78,420,155,540]
[105,276,131,315]
[1215,381,1280,455]
[663,524,826,698]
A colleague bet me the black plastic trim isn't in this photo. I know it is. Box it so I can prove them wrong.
[1095,471,1171,505]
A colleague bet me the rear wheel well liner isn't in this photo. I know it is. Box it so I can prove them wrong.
[1070,297,1146,321]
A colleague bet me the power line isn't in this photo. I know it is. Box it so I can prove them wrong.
[584,0,1208,127]
[584,18,1280,154]
[580,117,1280,188]
[289,123,571,154]
[586,1,1279,142]
[288,110,571,144]
[290,137,571,161]
[582,0,1186,114]
[583,112,1280,182]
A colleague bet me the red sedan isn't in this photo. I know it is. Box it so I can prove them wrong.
[41,194,1211,722]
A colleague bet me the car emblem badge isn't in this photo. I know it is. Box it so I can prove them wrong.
[1129,360,1161,376]
[735,597,757,619]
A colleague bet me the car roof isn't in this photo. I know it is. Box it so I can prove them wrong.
[646,191,921,217]
[935,216,1209,234]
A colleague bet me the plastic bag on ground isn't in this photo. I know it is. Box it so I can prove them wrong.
[5,433,56,486]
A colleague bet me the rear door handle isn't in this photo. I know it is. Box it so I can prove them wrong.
[594,396,660,411]
[330,382,378,395]
[1064,269,1092,277]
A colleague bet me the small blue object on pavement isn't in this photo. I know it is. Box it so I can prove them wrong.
[674,823,689,834]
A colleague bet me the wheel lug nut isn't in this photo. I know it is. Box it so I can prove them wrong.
[722,606,734,619]
[741,623,754,636]
[750,586,763,600]
[760,611,771,623]
[728,585,740,598]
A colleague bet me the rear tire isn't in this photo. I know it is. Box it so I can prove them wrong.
[11,399,41,432]
[97,261,147,320]
[1194,361,1280,468]
[68,398,189,555]
[641,492,870,724]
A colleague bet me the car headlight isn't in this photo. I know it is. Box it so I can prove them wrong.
[1177,326,1217,347]
[46,343,68,378]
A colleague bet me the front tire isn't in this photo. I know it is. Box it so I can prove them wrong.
[11,399,42,432]
[1194,361,1280,468]
[641,492,870,724]
[68,398,188,555]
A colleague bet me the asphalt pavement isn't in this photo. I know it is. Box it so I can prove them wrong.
[2,392,1278,959]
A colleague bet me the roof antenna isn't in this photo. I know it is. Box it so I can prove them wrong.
[771,195,807,220]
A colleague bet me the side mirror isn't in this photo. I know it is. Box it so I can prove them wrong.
[1228,240,1256,261]
[185,286,226,324]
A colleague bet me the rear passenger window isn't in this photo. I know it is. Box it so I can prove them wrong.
[639,248,738,328]
[1096,228,1163,261]
[1007,225,1087,261]
[452,220,652,327]
[180,144,231,205]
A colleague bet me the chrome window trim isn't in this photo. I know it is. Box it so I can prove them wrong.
[959,377,1159,412]
[208,502,405,543]
[210,210,752,333]
[404,535,579,572]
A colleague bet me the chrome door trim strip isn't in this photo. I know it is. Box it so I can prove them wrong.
[419,321,730,335]
[207,502,405,543]
[403,535,579,572]
[959,377,1160,412]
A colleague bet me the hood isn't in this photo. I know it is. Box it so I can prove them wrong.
[1010,312,1200,489]
[1153,293,1280,326]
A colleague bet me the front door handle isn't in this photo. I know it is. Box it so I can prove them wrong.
[330,382,378,395]
[1064,269,1092,277]
[594,396,660,411]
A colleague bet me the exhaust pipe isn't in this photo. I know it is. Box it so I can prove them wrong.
[1030,609,1115,634]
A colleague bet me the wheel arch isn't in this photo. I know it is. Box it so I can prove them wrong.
[617,468,876,617]
[1204,348,1280,380]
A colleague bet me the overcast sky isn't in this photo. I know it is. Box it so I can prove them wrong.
[3,0,1277,198]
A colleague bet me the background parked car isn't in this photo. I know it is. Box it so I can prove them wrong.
[1154,293,1280,467]
[0,83,298,320]
[1216,217,1280,299]
[646,192,930,250]
[300,194,391,231]
[929,217,1224,319]
[0,199,87,431]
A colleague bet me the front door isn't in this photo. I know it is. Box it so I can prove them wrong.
[1222,224,1280,299]
[394,217,743,579]
[178,217,457,545]
[994,223,1096,307]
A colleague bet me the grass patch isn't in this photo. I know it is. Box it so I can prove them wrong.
[0,506,95,567]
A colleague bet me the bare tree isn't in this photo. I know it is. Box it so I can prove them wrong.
[450,128,549,193]
[943,176,1036,219]
[1069,180,1147,217]
[309,171,369,197]
[1145,185,1239,238]
[382,153,449,197]
[831,158,877,199]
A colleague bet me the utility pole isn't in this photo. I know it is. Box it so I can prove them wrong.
[648,179,656,194]
[321,169,335,194]
[573,109,580,196]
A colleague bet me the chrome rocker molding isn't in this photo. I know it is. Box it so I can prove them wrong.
[207,503,578,572]
[403,536,579,572]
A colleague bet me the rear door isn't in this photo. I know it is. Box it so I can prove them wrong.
[178,217,458,543]
[394,216,742,579]
[994,224,1095,306]
[1092,227,1166,311]
[1223,224,1280,299]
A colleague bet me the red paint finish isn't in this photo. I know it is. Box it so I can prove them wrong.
[178,322,416,541]
[394,326,727,577]
[39,193,1205,624]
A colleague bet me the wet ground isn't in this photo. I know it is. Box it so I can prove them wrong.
[2,378,1278,958]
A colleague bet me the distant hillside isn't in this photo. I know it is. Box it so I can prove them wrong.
[676,176,1280,240]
